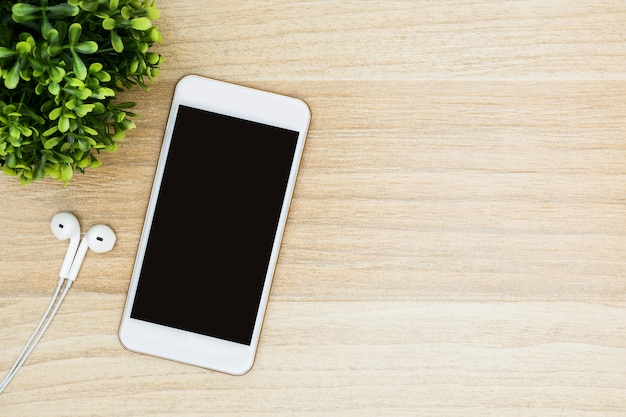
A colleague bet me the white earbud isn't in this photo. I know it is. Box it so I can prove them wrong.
[0,213,117,395]
[67,224,117,281]
[50,212,81,279]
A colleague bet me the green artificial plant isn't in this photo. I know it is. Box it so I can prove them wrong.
[0,0,163,184]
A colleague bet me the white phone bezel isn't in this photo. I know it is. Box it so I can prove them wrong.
[118,75,310,375]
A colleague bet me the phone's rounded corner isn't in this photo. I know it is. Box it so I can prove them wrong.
[174,74,202,92]
[117,321,133,352]
[294,97,312,123]
[117,326,127,349]
[230,360,255,377]
[222,351,257,376]
[177,73,199,84]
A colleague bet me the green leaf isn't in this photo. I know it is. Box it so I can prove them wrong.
[34,156,46,181]
[6,153,16,168]
[111,130,125,141]
[17,125,33,137]
[77,157,91,168]
[91,87,111,99]
[5,62,21,89]
[111,31,124,52]
[46,29,60,44]
[9,126,20,139]
[146,7,160,20]
[19,67,31,81]
[65,98,77,110]
[0,47,17,59]
[121,119,136,130]
[11,4,39,17]
[41,19,54,41]
[75,41,98,54]
[49,107,63,120]
[3,166,16,176]
[146,52,160,65]
[45,164,60,179]
[113,101,137,109]
[130,18,152,31]
[48,4,80,18]
[27,56,44,72]
[61,164,73,182]
[43,126,58,136]
[148,28,162,43]
[81,125,98,136]
[48,82,60,96]
[44,136,62,149]
[89,62,103,73]
[74,104,95,117]
[47,45,65,56]
[93,71,111,82]
[76,0,99,13]
[49,66,66,82]
[58,116,70,132]
[72,52,87,80]
[92,102,106,114]
[15,41,31,55]
[66,77,84,88]
[129,58,138,74]
[102,17,116,30]
[69,23,82,45]
[78,138,91,151]
[73,87,92,100]
[120,6,132,20]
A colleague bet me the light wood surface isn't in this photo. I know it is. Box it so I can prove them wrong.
[1,1,625,415]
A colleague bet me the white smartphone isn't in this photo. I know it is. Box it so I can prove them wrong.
[119,75,310,375]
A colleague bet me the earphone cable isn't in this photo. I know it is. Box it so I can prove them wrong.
[0,277,64,391]
[0,278,72,394]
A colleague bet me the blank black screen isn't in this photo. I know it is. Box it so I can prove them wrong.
[130,105,299,346]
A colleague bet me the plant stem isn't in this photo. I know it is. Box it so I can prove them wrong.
[17,90,26,113]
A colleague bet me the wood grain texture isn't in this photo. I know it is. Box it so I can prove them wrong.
[1,1,625,415]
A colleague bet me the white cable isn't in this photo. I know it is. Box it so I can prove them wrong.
[0,278,72,394]
[1,277,64,385]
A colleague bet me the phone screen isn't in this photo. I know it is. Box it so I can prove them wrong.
[129,104,299,346]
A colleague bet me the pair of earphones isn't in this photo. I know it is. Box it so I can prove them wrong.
[0,212,116,394]
[51,211,117,281]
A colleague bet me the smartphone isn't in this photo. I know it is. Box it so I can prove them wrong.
[118,75,310,375]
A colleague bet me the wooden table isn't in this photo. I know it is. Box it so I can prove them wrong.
[1,1,625,415]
